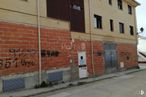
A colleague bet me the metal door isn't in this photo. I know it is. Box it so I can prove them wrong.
[104,43,118,73]
[78,51,88,78]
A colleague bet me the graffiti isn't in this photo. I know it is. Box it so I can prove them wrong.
[0,48,37,70]
[0,48,62,70]
[9,48,37,58]
[120,52,131,61]
[41,50,60,57]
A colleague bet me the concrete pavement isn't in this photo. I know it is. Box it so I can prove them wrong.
[0,68,144,97]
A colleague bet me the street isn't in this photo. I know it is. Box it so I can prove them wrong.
[29,70,146,97]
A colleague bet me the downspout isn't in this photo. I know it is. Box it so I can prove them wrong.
[88,0,95,76]
[37,0,42,85]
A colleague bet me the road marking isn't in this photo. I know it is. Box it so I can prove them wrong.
[47,92,70,97]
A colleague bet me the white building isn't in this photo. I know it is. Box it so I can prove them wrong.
[137,35,146,69]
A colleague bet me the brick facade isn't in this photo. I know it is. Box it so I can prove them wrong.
[117,43,138,69]
[0,22,71,76]
[0,21,138,77]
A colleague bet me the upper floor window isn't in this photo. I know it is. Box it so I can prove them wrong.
[109,0,112,5]
[129,26,134,35]
[117,0,123,10]
[110,19,114,31]
[119,22,124,34]
[94,15,102,29]
[46,0,70,21]
[128,5,132,14]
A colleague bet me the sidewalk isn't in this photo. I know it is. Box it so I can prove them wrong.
[0,68,144,97]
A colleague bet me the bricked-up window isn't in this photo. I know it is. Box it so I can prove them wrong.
[109,0,112,5]
[117,0,123,10]
[94,15,102,29]
[46,0,70,21]
[129,26,134,35]
[110,19,114,31]
[128,5,132,14]
[119,22,124,33]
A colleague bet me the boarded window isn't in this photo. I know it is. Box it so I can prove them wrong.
[46,0,70,21]
[46,0,85,32]
[70,0,85,32]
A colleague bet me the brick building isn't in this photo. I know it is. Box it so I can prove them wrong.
[0,0,139,92]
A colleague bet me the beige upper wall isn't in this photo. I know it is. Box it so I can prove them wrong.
[71,0,139,44]
[85,0,138,38]
[0,0,139,43]
[0,0,70,30]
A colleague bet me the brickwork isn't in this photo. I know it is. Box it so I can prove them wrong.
[0,22,38,75]
[0,22,71,76]
[117,43,138,69]
[71,40,105,77]
[0,21,138,77]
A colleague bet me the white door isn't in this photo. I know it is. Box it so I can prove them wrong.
[78,51,88,78]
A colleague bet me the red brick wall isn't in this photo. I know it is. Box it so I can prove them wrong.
[0,22,38,75]
[0,21,138,77]
[40,28,71,70]
[117,43,138,69]
[0,22,71,76]
[72,40,105,77]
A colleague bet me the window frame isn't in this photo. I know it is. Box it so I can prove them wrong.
[117,0,123,10]
[129,26,134,35]
[109,0,112,5]
[128,5,132,14]
[110,19,114,32]
[119,22,124,34]
[94,15,102,29]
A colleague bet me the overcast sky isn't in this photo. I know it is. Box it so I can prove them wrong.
[136,0,146,36]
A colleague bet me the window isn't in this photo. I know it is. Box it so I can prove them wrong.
[129,26,134,35]
[109,0,112,5]
[94,15,102,29]
[110,19,114,31]
[128,5,132,14]
[21,0,28,2]
[117,0,123,10]
[46,0,70,21]
[119,22,124,33]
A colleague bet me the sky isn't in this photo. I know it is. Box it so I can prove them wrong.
[136,0,146,52]
[136,0,146,36]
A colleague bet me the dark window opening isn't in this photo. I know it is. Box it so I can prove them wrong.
[128,5,132,14]
[70,0,85,32]
[94,15,102,29]
[110,19,114,31]
[117,0,123,10]
[119,22,124,34]
[46,0,85,32]
[46,0,70,21]
[129,26,134,35]
[109,0,112,5]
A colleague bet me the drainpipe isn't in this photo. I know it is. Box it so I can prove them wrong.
[88,0,95,76]
[37,0,42,85]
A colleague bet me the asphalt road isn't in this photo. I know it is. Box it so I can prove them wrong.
[29,70,146,97]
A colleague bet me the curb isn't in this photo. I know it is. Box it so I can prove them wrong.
[1,68,145,97]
